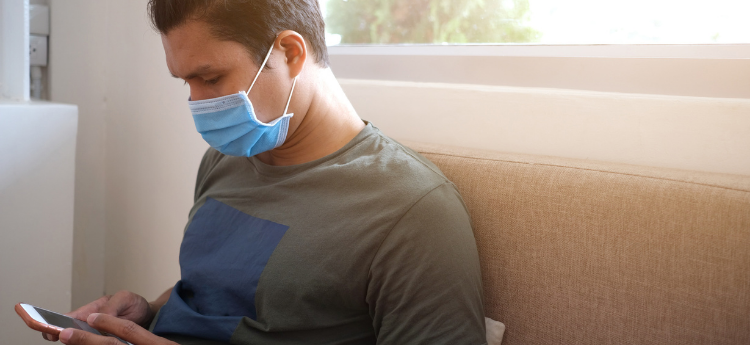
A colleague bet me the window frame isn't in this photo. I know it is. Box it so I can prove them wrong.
[327,44,750,99]
[329,44,750,59]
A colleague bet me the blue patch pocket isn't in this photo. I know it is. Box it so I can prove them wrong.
[153,198,289,342]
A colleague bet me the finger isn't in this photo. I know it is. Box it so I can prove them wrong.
[87,313,151,344]
[43,332,59,342]
[67,295,112,320]
[98,291,133,317]
[59,329,120,345]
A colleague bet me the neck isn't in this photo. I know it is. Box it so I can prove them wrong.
[255,68,365,166]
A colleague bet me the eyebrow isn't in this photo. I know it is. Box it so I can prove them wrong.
[171,64,213,80]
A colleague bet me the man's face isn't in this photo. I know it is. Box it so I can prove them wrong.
[162,20,289,123]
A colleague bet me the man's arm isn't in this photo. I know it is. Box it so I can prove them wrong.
[148,287,173,320]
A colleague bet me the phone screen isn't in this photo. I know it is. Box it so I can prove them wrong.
[33,307,102,334]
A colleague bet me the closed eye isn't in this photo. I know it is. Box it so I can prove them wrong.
[179,77,220,86]
[204,77,220,85]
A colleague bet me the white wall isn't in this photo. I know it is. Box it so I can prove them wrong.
[1,0,30,100]
[47,0,750,309]
[49,0,110,308]
[49,0,205,305]
[102,0,206,300]
[340,79,750,175]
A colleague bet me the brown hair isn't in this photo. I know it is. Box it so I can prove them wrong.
[147,0,329,67]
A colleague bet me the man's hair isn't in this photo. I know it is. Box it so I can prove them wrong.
[148,0,329,67]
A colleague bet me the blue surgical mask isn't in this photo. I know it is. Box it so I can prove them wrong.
[188,41,297,157]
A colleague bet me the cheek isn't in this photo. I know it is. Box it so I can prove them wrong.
[188,83,235,101]
[247,73,290,123]
[247,90,282,123]
[187,83,211,101]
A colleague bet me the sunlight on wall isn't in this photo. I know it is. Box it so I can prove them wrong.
[529,0,750,44]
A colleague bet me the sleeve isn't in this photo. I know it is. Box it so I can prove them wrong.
[367,182,487,345]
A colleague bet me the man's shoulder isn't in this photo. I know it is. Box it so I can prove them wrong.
[351,129,454,196]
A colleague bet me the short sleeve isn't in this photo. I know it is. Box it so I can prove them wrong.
[367,182,487,344]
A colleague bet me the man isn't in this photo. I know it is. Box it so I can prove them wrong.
[46,0,486,344]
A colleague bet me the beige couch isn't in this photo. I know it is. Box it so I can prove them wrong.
[408,142,750,345]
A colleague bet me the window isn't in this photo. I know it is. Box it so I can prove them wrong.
[321,0,750,45]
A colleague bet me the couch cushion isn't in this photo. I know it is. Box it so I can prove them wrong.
[406,141,750,345]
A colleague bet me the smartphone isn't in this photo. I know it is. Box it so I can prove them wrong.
[15,303,132,344]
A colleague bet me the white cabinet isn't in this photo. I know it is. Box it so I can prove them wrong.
[0,101,77,345]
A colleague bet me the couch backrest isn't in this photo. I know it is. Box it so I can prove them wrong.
[408,142,750,345]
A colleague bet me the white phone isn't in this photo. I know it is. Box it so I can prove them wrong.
[15,303,133,345]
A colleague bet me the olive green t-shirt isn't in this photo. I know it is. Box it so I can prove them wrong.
[151,122,486,344]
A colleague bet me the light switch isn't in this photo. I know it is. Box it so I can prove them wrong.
[30,35,48,67]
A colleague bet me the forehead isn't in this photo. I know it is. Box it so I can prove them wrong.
[162,20,253,77]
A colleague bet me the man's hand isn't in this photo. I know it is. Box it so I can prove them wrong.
[43,291,156,342]
[58,313,177,345]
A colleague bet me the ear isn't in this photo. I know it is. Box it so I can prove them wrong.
[276,30,307,79]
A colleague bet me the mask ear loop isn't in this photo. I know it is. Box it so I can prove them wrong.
[282,77,298,116]
[248,38,299,117]
[247,40,276,93]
